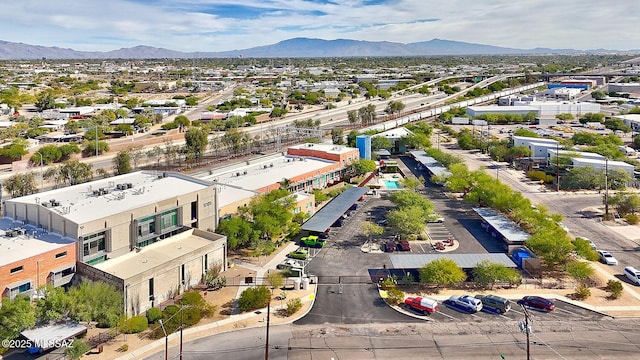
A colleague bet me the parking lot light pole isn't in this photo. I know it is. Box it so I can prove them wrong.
[158,319,168,360]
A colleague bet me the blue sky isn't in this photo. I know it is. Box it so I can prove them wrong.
[0,0,638,52]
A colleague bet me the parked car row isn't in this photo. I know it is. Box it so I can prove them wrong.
[443,294,555,314]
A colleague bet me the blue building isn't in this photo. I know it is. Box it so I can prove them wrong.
[355,135,372,160]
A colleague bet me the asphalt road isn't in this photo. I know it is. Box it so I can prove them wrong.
[142,318,640,360]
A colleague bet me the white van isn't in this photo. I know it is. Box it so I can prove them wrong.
[625,266,640,285]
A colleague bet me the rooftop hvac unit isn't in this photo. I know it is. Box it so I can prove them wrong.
[243,171,247,175]
[236,172,240,177]
[127,183,133,189]
[270,164,273,167]
[263,165,268,169]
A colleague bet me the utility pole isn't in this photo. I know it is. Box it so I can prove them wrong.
[180,307,184,360]
[556,142,560,192]
[519,305,532,360]
[605,157,609,220]
[265,271,272,360]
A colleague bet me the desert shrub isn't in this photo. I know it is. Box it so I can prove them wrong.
[606,279,624,299]
[379,277,396,291]
[65,339,90,360]
[238,286,271,312]
[386,288,405,305]
[146,307,163,324]
[180,290,216,318]
[117,343,129,352]
[625,214,639,225]
[527,171,553,183]
[121,316,148,334]
[285,298,303,316]
[574,285,591,300]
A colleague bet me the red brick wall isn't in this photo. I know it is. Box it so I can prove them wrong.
[0,242,77,295]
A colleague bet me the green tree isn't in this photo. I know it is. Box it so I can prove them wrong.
[358,104,376,125]
[3,172,38,197]
[215,217,257,250]
[65,339,90,360]
[174,115,191,131]
[265,271,285,290]
[565,261,594,285]
[400,176,423,191]
[36,285,72,322]
[388,206,427,238]
[0,295,36,344]
[238,286,271,312]
[608,192,640,216]
[525,227,574,270]
[419,258,466,287]
[113,150,133,175]
[385,100,406,115]
[184,127,208,159]
[82,140,109,156]
[572,238,600,261]
[54,160,94,186]
[350,159,376,175]
[68,281,123,327]
[347,110,358,124]
[371,136,392,151]
[35,91,56,111]
[472,260,522,288]
[331,128,345,145]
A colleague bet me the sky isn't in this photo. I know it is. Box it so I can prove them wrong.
[1,0,639,53]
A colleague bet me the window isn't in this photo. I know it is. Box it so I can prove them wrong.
[10,266,23,274]
[191,201,197,220]
[8,282,31,299]
[55,251,67,259]
[148,278,154,298]
[137,215,156,237]
[160,209,178,230]
[83,238,105,257]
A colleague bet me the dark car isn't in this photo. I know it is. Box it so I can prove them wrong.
[396,240,411,251]
[384,240,395,252]
[517,296,555,311]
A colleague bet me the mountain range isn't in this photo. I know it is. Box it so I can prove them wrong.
[0,38,634,60]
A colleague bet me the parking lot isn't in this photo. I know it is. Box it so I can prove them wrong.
[403,298,608,323]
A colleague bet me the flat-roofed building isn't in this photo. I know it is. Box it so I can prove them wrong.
[4,171,219,265]
[79,228,226,315]
[0,218,77,300]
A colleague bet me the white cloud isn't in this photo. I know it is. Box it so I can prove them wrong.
[0,0,637,52]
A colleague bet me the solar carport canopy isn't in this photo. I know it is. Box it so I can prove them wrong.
[389,253,517,269]
[301,186,368,233]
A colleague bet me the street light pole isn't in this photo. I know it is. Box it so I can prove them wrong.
[95,123,99,157]
[556,142,560,192]
[158,319,168,360]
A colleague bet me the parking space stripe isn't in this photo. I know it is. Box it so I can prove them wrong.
[510,308,524,316]
[556,307,588,318]
[436,312,458,320]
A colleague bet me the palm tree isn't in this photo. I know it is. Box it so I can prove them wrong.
[279,178,292,191]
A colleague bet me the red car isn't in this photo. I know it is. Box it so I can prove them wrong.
[517,296,555,311]
[396,240,411,251]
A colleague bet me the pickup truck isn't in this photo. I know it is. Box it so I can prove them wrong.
[404,297,438,314]
[300,235,325,248]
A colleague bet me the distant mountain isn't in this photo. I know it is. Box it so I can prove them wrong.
[0,38,630,60]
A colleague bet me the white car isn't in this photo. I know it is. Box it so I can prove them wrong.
[449,295,483,313]
[598,250,618,266]
[428,216,444,223]
[578,237,597,249]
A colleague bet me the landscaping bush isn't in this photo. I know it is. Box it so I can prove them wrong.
[146,307,163,324]
[606,279,624,299]
[379,277,396,291]
[574,285,591,300]
[238,286,271,312]
[527,171,553,183]
[572,238,600,261]
[121,316,148,334]
[386,288,405,305]
[65,339,90,360]
[285,298,302,316]
[624,214,639,225]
